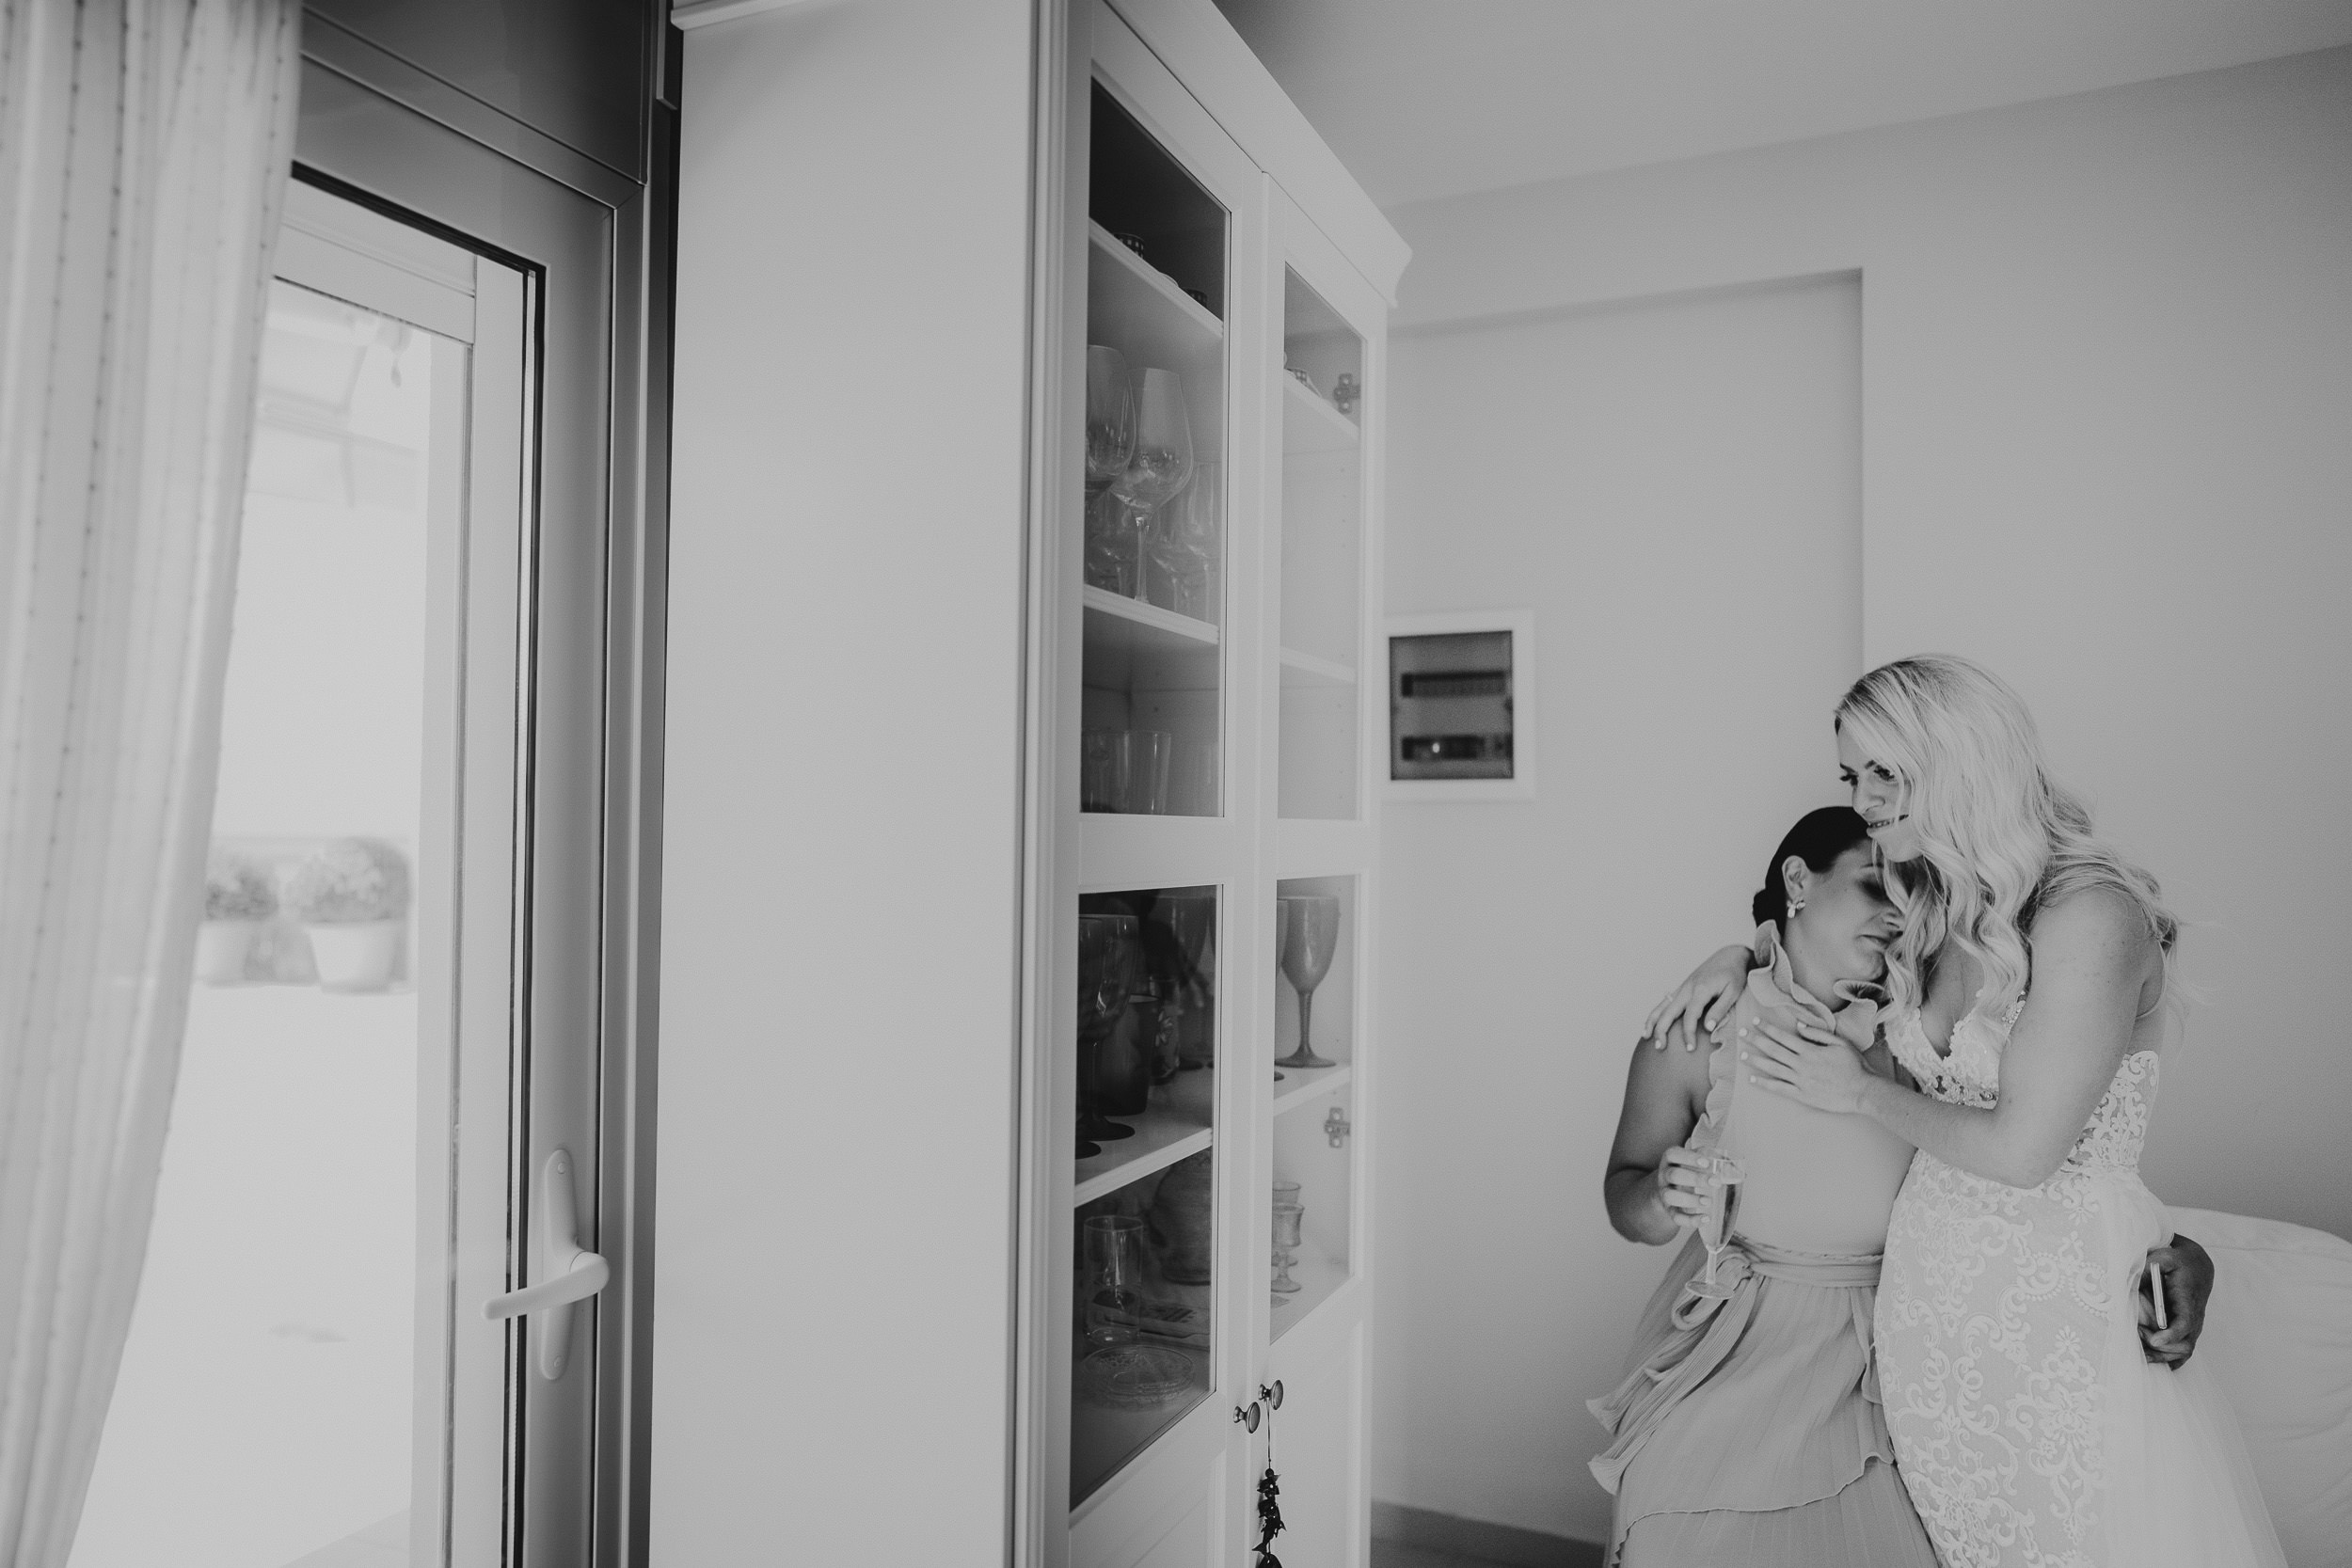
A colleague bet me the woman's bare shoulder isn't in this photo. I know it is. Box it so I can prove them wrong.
[2032,882,2162,960]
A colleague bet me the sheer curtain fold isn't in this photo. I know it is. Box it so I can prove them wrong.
[0,2,298,1562]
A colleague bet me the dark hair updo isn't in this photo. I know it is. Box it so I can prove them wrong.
[1753,806,1874,934]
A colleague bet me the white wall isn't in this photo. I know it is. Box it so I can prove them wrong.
[660,3,1035,1560]
[1375,277,1862,1544]
[1373,44,2352,1545]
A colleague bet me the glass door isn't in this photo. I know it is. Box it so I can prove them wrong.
[1079,83,1230,820]
[1276,270,1366,822]
[69,181,602,1568]
[1053,11,1271,1561]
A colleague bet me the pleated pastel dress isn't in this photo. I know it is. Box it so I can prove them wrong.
[1590,931,1941,1568]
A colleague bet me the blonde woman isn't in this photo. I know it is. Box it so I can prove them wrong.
[1652,656,2283,1568]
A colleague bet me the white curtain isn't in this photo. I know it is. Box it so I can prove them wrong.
[0,1,298,1561]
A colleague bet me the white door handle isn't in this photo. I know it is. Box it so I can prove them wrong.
[483,1148,607,1379]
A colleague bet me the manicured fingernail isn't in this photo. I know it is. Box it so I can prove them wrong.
[1739,1050,1749,1060]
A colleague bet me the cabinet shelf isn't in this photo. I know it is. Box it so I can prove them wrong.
[1083,588,1220,696]
[1089,221,1222,372]
[1281,373,1359,454]
[1278,646,1354,688]
[1271,1060,1351,1118]
[1084,586,1218,647]
[1268,1241,1351,1344]
[1074,1067,1216,1207]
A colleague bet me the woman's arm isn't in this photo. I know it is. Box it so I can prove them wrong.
[1602,1027,1717,1243]
[1642,943,1759,1052]
[1744,890,2158,1189]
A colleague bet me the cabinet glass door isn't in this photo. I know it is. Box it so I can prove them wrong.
[1070,887,1221,1503]
[1079,85,1228,819]
[1276,272,1365,821]
[1267,877,1358,1338]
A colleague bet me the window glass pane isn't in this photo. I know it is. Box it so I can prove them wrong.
[71,281,451,1568]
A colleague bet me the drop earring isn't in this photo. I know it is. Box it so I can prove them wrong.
[1787,897,1805,921]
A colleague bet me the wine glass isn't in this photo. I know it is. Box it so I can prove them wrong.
[1108,369,1194,600]
[1143,459,1217,620]
[1084,346,1136,493]
[1270,1201,1304,1297]
[1152,893,1216,1070]
[1696,1152,1748,1292]
[1083,348,1142,594]
[1270,902,1293,1083]
[1076,913,1139,1151]
[1277,895,1341,1069]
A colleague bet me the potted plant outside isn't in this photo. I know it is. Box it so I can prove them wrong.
[282,838,412,991]
[196,848,278,984]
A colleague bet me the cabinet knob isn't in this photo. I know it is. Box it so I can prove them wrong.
[1232,1401,1262,1433]
[1258,1380,1284,1410]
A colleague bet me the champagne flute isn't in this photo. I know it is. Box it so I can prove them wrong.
[1108,369,1194,600]
[1696,1152,1747,1291]
[1277,895,1341,1069]
[1084,1213,1148,1347]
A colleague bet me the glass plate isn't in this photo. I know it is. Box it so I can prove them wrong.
[1081,1344,1195,1408]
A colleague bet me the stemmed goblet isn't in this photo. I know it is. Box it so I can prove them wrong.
[1270,903,1292,1083]
[1270,1200,1304,1300]
[1107,369,1195,599]
[1277,895,1341,1069]
[1076,912,1140,1155]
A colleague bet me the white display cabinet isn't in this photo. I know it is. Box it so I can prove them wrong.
[1027,6,1404,1565]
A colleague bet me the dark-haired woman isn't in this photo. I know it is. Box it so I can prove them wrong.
[1594,808,2211,1567]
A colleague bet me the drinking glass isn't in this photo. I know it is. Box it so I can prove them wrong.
[1084,346,1136,493]
[1076,913,1140,1150]
[1277,895,1342,1069]
[1271,1179,1300,1210]
[1174,736,1218,817]
[1270,1202,1304,1296]
[1122,730,1173,815]
[1695,1152,1748,1292]
[1083,1213,1148,1347]
[1108,369,1195,599]
[1081,728,1126,814]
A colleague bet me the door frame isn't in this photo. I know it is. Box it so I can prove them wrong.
[289,44,674,1568]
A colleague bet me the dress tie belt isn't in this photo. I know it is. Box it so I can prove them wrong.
[1589,1237,1883,1497]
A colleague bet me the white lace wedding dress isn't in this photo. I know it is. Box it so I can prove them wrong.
[1876,1003,2287,1568]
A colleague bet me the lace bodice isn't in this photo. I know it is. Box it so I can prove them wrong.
[1884,1000,2158,1177]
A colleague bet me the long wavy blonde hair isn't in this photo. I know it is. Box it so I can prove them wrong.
[1834,655,2176,1021]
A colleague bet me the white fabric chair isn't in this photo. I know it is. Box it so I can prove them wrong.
[2172,1207,2352,1568]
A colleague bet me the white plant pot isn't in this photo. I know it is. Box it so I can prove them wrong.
[306,921,403,992]
[193,920,261,985]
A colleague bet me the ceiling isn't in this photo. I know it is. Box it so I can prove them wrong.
[1208,0,2352,209]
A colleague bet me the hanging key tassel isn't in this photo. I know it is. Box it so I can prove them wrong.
[1254,1391,1285,1567]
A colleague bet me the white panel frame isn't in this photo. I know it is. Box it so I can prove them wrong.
[1381,608,1538,804]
